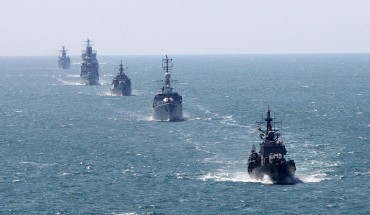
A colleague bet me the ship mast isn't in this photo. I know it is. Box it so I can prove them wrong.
[119,60,124,75]
[83,38,95,56]
[59,46,68,57]
[257,107,281,142]
[161,55,173,92]
[265,107,273,132]
[162,55,173,73]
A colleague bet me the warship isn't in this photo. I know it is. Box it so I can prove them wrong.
[57,46,71,69]
[247,108,297,184]
[80,39,99,85]
[111,60,132,96]
[152,55,183,121]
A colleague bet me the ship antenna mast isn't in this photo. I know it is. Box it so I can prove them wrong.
[119,60,124,74]
[162,55,173,88]
[266,106,273,132]
[162,55,173,73]
[59,46,68,56]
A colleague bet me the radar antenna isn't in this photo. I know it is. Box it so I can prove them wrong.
[162,55,173,73]
[256,107,281,138]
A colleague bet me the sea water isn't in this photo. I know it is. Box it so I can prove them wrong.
[0,54,369,214]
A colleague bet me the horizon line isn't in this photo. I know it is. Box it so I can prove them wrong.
[1,51,370,58]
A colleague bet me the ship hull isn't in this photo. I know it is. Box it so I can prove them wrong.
[249,163,296,184]
[59,62,71,69]
[58,60,71,69]
[80,61,99,85]
[111,84,131,96]
[61,63,70,69]
[80,74,99,85]
[153,103,183,121]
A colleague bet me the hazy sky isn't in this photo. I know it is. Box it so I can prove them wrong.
[1,0,370,56]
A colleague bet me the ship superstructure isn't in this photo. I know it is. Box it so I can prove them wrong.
[111,60,131,96]
[80,39,99,85]
[58,46,71,69]
[152,55,183,121]
[248,108,296,184]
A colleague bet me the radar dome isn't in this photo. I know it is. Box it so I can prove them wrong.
[164,72,171,80]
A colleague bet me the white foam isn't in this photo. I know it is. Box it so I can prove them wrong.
[98,81,109,85]
[200,171,273,184]
[199,168,329,184]
[98,91,114,96]
[113,213,139,215]
[298,173,329,183]
[66,74,80,78]
[131,90,144,96]
[56,77,83,85]
[135,115,154,122]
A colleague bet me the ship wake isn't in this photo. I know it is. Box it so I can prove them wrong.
[56,77,83,86]
[200,170,315,185]
[200,170,274,184]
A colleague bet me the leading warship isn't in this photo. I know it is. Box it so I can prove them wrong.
[248,108,297,184]
[80,39,99,85]
[152,55,183,121]
[57,46,71,69]
[110,60,132,96]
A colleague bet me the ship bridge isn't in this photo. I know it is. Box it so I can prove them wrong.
[260,142,287,157]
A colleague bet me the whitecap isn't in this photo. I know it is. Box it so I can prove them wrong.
[66,74,80,78]
[57,78,83,86]
[199,171,274,184]
[112,213,139,215]
[299,173,329,183]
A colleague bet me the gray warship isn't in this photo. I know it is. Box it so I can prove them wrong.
[248,108,297,184]
[57,46,71,69]
[80,39,99,85]
[152,55,183,121]
[111,61,132,96]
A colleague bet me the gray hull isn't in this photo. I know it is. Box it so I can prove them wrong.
[80,74,99,85]
[58,60,70,69]
[153,103,183,121]
[250,163,296,184]
[111,84,131,96]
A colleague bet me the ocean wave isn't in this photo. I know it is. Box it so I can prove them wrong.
[200,168,329,184]
[131,90,145,96]
[133,114,154,122]
[298,173,329,183]
[112,212,139,215]
[199,171,274,184]
[56,77,83,85]
[66,74,80,78]
[19,161,56,169]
